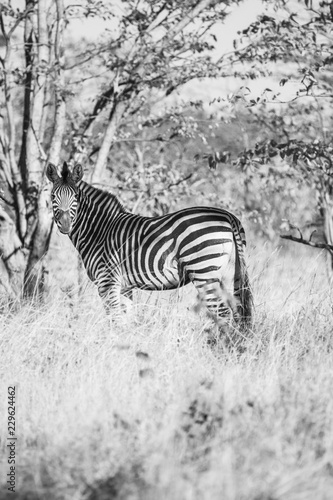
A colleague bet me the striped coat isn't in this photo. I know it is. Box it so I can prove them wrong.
[47,162,252,326]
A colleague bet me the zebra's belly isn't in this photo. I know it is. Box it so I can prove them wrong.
[122,278,183,292]
[121,254,184,292]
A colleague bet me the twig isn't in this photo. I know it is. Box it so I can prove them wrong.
[2,245,24,262]
[280,234,333,255]
[154,174,193,195]
[0,192,14,207]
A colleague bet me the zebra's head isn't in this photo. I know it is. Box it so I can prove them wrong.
[46,162,84,234]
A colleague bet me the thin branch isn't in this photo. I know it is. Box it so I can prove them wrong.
[2,245,24,262]
[68,69,110,86]
[163,0,213,41]
[154,174,193,195]
[266,93,333,105]
[65,42,113,70]
[0,6,34,64]
[280,234,333,255]
[30,123,47,161]
[0,192,14,207]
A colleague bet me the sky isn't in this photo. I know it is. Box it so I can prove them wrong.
[214,0,265,54]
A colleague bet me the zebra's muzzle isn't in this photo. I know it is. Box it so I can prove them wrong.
[56,209,72,234]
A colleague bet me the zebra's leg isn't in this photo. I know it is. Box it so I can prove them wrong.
[97,280,122,325]
[120,289,133,314]
[192,274,239,345]
[193,278,234,325]
[216,282,239,324]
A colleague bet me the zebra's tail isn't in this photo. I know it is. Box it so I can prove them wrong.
[234,222,253,328]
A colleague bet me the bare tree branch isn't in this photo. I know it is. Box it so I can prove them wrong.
[154,174,193,195]
[0,5,34,61]
[0,192,15,207]
[161,0,214,41]
[280,234,333,255]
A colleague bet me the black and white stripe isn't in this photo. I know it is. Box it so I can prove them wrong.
[47,162,252,326]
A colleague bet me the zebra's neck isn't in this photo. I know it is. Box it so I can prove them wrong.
[69,181,127,251]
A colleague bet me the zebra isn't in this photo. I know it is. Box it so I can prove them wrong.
[46,162,252,328]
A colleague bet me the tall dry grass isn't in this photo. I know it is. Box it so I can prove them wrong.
[1,242,333,500]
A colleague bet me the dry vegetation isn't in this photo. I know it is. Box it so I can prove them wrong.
[1,240,333,500]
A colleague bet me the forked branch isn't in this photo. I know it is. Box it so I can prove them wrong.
[280,232,333,256]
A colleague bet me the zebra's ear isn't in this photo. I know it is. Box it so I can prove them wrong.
[46,163,60,183]
[72,163,84,184]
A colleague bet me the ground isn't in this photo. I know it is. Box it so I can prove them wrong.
[1,239,333,500]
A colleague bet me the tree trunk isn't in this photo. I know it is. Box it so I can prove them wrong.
[23,0,66,300]
[323,192,333,276]
[25,0,48,205]
[0,209,27,299]
[23,190,54,299]
[91,101,128,184]
[18,0,35,193]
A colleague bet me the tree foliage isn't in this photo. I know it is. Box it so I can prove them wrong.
[202,0,333,263]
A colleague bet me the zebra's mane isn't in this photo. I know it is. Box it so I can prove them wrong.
[61,161,70,181]
[78,180,128,214]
